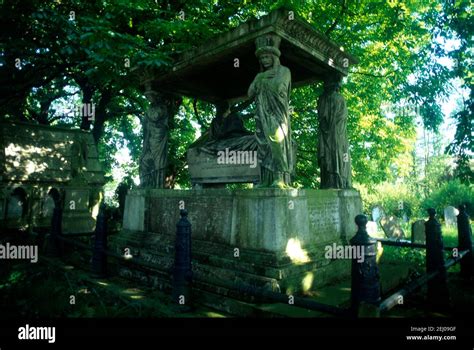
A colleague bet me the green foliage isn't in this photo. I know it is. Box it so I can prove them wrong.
[423,155,456,189]
[1,0,471,190]
[381,246,425,273]
[359,177,473,220]
[444,0,474,185]
[446,95,474,185]
[358,182,421,219]
[421,179,474,217]
[380,225,465,274]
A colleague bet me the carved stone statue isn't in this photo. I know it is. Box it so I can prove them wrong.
[70,134,88,181]
[317,76,352,189]
[248,34,294,188]
[190,100,256,154]
[140,89,177,188]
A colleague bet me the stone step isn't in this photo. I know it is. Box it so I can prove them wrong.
[109,231,350,291]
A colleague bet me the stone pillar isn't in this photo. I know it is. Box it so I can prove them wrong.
[139,85,179,189]
[92,204,108,277]
[457,204,473,279]
[425,208,450,309]
[316,75,352,189]
[172,209,193,309]
[350,214,381,317]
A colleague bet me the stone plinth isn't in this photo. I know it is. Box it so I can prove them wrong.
[123,188,361,250]
[112,188,362,298]
[187,148,260,185]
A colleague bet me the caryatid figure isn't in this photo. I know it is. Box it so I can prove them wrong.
[140,88,178,188]
[248,34,295,188]
[317,75,352,189]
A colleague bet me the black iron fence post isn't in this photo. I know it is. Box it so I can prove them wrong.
[46,207,62,256]
[350,214,381,317]
[425,208,450,308]
[92,205,108,277]
[172,209,193,309]
[457,204,473,279]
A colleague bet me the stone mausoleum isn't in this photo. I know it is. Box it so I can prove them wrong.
[0,121,105,234]
[111,9,362,307]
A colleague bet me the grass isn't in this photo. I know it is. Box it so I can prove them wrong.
[0,250,231,319]
[376,223,472,276]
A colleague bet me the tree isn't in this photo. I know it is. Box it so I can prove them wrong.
[1,0,470,190]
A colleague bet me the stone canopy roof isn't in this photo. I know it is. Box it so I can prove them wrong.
[153,8,358,103]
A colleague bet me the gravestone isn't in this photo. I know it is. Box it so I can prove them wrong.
[6,194,24,219]
[372,206,385,223]
[42,196,56,218]
[402,212,409,223]
[411,220,425,244]
[366,220,378,236]
[380,216,405,239]
[444,206,458,227]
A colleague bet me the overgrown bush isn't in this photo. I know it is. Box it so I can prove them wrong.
[421,179,474,218]
[357,183,421,220]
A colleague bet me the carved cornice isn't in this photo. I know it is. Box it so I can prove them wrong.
[274,13,357,75]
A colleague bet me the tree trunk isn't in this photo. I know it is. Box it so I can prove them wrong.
[92,88,113,144]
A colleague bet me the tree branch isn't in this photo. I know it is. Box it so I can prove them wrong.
[192,98,206,127]
[352,70,396,78]
[325,0,347,37]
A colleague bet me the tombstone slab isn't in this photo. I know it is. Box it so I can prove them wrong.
[411,220,426,244]
[366,220,378,237]
[371,206,385,223]
[380,216,405,239]
[444,206,458,227]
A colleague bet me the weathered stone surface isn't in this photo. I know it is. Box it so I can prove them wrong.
[317,76,352,189]
[444,206,458,227]
[139,89,179,189]
[380,216,405,239]
[337,189,362,242]
[122,194,145,231]
[109,229,351,296]
[371,206,385,223]
[366,221,378,236]
[0,121,105,233]
[124,188,362,252]
[248,34,294,187]
[116,188,362,295]
[187,148,260,184]
[0,121,103,184]
[411,219,426,244]
[153,9,357,103]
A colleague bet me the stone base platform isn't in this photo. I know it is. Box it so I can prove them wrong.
[110,188,362,301]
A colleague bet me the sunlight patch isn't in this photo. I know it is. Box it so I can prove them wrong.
[285,238,310,264]
[301,272,314,292]
[270,123,287,143]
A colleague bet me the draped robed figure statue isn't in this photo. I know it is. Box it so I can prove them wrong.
[317,76,352,189]
[248,35,296,188]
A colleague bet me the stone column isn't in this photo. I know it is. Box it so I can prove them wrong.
[316,75,352,189]
[139,85,179,189]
